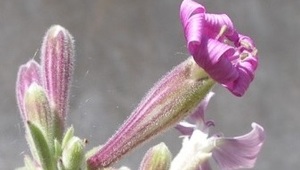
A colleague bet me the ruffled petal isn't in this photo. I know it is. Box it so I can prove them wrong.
[212,123,265,169]
[225,53,258,96]
[175,121,195,136]
[185,13,205,54]
[180,0,205,27]
[204,13,235,37]
[180,0,259,97]
[192,38,238,84]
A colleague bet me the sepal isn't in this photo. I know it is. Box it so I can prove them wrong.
[62,126,74,149]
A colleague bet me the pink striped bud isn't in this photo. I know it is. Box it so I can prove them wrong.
[41,25,75,135]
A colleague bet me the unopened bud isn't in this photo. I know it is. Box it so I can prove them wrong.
[16,60,42,121]
[139,143,172,170]
[24,83,60,150]
[62,136,85,170]
[41,25,75,138]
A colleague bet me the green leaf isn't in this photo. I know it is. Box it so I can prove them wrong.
[27,121,54,170]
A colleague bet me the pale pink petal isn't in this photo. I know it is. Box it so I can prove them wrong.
[197,160,212,170]
[176,92,214,135]
[212,123,265,169]
[175,121,195,136]
[189,92,214,123]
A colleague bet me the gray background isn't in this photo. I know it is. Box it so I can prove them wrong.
[0,0,299,169]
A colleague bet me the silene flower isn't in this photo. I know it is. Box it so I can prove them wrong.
[15,0,264,169]
[172,92,265,170]
[180,0,258,96]
[87,0,262,169]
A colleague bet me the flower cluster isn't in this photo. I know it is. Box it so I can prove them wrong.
[15,0,264,170]
[16,25,86,169]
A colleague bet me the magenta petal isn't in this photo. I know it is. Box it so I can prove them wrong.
[184,13,205,52]
[181,0,239,85]
[225,54,258,96]
[16,60,42,120]
[212,123,265,169]
[180,0,205,27]
[192,38,238,84]
[204,13,235,37]
[180,0,259,96]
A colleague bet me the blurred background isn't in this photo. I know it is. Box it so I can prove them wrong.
[0,0,299,169]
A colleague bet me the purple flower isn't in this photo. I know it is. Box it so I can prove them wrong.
[180,0,258,96]
[173,93,265,170]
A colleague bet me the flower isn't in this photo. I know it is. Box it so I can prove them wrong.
[172,93,265,170]
[180,0,258,96]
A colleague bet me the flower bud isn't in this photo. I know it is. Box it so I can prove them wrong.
[24,83,61,150]
[139,143,172,170]
[87,57,215,169]
[41,25,75,137]
[62,136,85,170]
[16,60,42,121]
